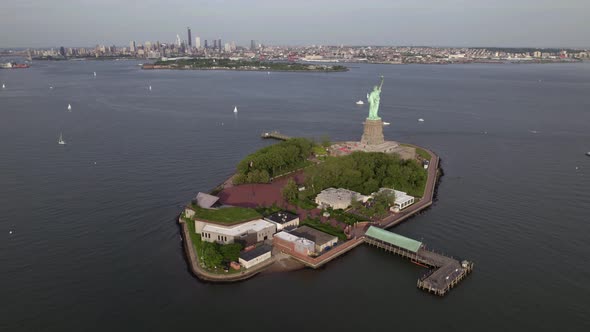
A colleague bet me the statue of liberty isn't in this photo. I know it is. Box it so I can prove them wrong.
[367,76,384,120]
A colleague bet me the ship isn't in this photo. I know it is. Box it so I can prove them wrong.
[0,62,30,69]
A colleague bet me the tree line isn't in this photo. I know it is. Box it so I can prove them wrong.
[302,151,427,198]
[233,138,315,185]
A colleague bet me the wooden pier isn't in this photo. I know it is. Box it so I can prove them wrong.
[261,131,291,141]
[364,226,473,296]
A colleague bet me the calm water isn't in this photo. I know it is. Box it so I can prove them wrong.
[1,60,589,331]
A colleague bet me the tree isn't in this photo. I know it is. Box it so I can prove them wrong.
[321,135,331,148]
[203,243,223,268]
[220,243,242,262]
[282,179,298,204]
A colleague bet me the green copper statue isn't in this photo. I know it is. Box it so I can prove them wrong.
[367,75,384,120]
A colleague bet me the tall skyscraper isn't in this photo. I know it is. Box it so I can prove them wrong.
[218,39,222,51]
[204,40,208,49]
[195,36,201,49]
[213,40,217,50]
[129,41,136,53]
[187,27,192,47]
[250,40,256,51]
[176,34,181,47]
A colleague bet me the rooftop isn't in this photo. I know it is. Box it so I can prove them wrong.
[365,226,422,253]
[195,192,220,209]
[274,231,315,247]
[239,244,272,262]
[265,211,299,224]
[290,226,338,246]
[202,219,275,237]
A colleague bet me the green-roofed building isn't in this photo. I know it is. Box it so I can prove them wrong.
[365,226,423,253]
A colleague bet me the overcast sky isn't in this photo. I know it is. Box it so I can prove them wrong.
[1,0,588,48]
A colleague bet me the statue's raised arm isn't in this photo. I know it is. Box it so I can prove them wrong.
[378,75,384,90]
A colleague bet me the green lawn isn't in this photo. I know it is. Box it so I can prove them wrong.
[301,218,347,241]
[191,205,261,224]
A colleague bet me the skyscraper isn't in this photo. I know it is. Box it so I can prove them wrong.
[187,27,192,47]
[195,36,201,49]
[250,40,256,51]
[218,39,222,51]
[129,41,136,53]
[213,40,217,50]
[204,40,208,49]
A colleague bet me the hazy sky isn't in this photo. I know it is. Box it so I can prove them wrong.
[1,0,589,48]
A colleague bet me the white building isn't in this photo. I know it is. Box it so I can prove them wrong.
[378,188,415,211]
[264,211,299,231]
[196,219,276,244]
[315,188,370,210]
[239,245,272,269]
[273,231,315,256]
[195,36,201,49]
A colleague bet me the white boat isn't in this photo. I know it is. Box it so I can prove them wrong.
[233,106,238,113]
[93,72,97,77]
[356,100,364,105]
[383,122,390,126]
[67,104,72,111]
[586,152,590,157]
[49,86,53,89]
[149,85,152,91]
[418,118,424,122]
[2,83,5,89]
[58,133,66,145]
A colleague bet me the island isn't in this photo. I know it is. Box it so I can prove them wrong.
[142,58,348,72]
[178,77,473,296]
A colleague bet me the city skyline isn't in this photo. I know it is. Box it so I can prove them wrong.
[1,0,589,48]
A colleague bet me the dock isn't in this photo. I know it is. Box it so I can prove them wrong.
[364,226,473,296]
[261,131,291,141]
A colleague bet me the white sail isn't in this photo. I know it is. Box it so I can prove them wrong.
[93,72,97,77]
[67,104,72,111]
[2,83,5,89]
[233,106,238,113]
[58,132,66,145]
[149,85,152,91]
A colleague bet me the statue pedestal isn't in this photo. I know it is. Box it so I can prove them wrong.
[361,119,385,145]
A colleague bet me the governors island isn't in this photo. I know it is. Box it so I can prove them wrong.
[178,77,473,296]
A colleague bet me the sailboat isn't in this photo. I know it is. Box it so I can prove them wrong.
[149,85,152,91]
[58,133,66,145]
[233,106,238,113]
[2,83,5,89]
[93,72,97,77]
[67,104,72,111]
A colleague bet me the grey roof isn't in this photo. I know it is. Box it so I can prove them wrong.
[239,244,272,261]
[265,211,299,224]
[365,226,422,253]
[195,192,219,209]
[290,226,337,246]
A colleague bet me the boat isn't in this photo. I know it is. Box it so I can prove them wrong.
[149,85,152,91]
[356,100,364,105]
[67,104,72,111]
[2,83,4,89]
[383,122,390,126]
[586,152,590,157]
[93,72,96,77]
[233,106,238,113]
[49,86,53,89]
[418,118,424,122]
[58,133,66,145]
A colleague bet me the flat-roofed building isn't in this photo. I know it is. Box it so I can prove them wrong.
[378,188,415,211]
[290,226,338,253]
[239,245,272,269]
[197,219,276,244]
[315,187,370,210]
[264,211,299,231]
[273,231,315,256]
